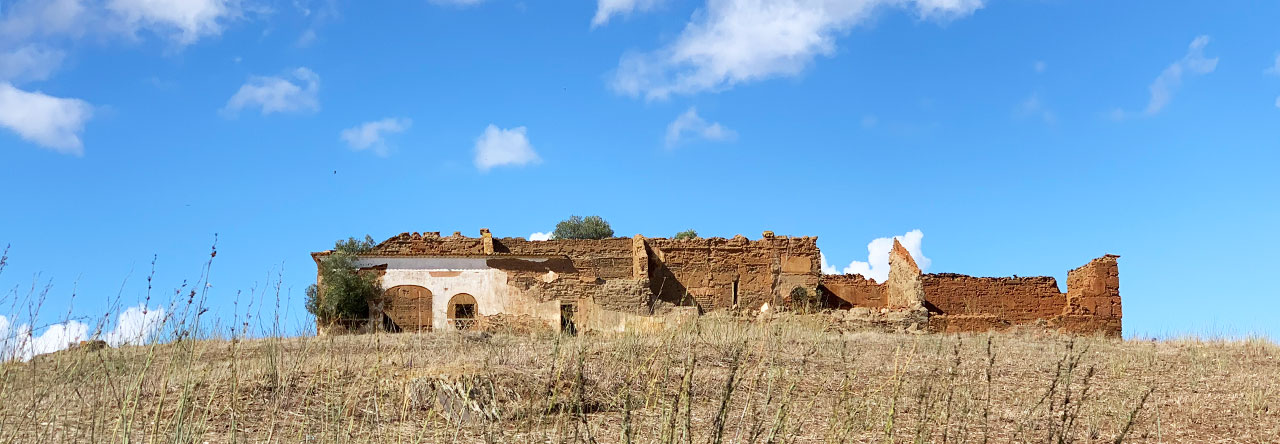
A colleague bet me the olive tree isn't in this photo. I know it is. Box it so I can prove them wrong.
[552,215,614,240]
[305,236,381,323]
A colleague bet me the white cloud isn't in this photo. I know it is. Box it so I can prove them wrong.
[340,117,411,156]
[1266,54,1280,76]
[592,0,666,28]
[100,305,166,347]
[0,45,65,83]
[828,229,930,282]
[1126,35,1217,118]
[107,0,238,44]
[529,232,552,241]
[0,0,239,45]
[1015,93,1055,124]
[0,82,93,155]
[610,0,984,100]
[474,124,541,171]
[665,107,736,147]
[0,305,166,362]
[820,253,838,274]
[223,67,320,116]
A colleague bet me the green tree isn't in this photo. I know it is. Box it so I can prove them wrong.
[552,215,614,240]
[673,229,698,240]
[306,235,381,323]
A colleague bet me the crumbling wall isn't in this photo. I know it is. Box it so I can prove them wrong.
[1065,255,1122,318]
[370,231,486,256]
[885,239,925,309]
[646,233,820,311]
[1061,255,1122,336]
[921,255,1122,336]
[820,274,886,308]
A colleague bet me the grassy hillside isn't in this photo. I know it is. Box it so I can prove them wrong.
[2,314,1276,443]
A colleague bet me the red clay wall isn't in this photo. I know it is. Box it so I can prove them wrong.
[922,274,1065,323]
[645,233,820,311]
[820,274,885,308]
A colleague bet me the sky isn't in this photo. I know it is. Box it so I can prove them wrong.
[1,0,1278,353]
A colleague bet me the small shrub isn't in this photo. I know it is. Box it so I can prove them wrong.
[674,229,698,240]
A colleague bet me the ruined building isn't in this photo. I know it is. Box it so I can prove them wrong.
[311,230,1122,336]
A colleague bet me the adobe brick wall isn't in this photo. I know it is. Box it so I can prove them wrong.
[645,233,820,311]
[1065,255,1122,318]
[817,253,1122,336]
[820,274,885,308]
[921,274,1065,323]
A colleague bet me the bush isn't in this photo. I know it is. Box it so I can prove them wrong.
[306,235,382,323]
[673,229,698,240]
[552,215,614,240]
[788,286,819,313]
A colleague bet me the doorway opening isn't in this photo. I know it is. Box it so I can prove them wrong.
[560,303,577,335]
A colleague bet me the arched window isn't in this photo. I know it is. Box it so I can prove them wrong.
[383,285,432,332]
[447,293,478,330]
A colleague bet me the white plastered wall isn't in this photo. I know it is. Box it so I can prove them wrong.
[356,256,553,330]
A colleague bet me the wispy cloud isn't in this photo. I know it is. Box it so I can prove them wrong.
[0,45,65,83]
[823,229,931,282]
[1113,35,1217,120]
[0,0,241,46]
[610,0,984,100]
[1015,93,1055,124]
[1034,60,1047,73]
[592,0,666,28]
[223,67,320,116]
[529,232,552,241]
[340,117,411,156]
[665,107,736,147]
[0,82,93,155]
[474,124,541,171]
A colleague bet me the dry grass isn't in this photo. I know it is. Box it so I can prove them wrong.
[1,313,1277,443]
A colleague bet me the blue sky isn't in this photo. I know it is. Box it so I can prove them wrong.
[1,0,1278,346]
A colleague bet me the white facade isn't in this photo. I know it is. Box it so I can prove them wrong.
[356,256,557,330]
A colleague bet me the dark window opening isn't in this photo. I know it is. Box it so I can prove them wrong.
[452,303,476,330]
[732,279,740,307]
[560,303,577,335]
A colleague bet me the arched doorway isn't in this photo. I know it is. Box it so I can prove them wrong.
[384,285,432,332]
[447,293,478,330]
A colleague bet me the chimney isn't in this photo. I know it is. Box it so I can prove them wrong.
[480,228,494,254]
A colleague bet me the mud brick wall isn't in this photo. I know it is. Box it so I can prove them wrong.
[820,274,886,308]
[370,232,485,255]
[1064,255,1122,319]
[646,234,820,311]
[495,237,636,280]
[921,274,1066,323]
